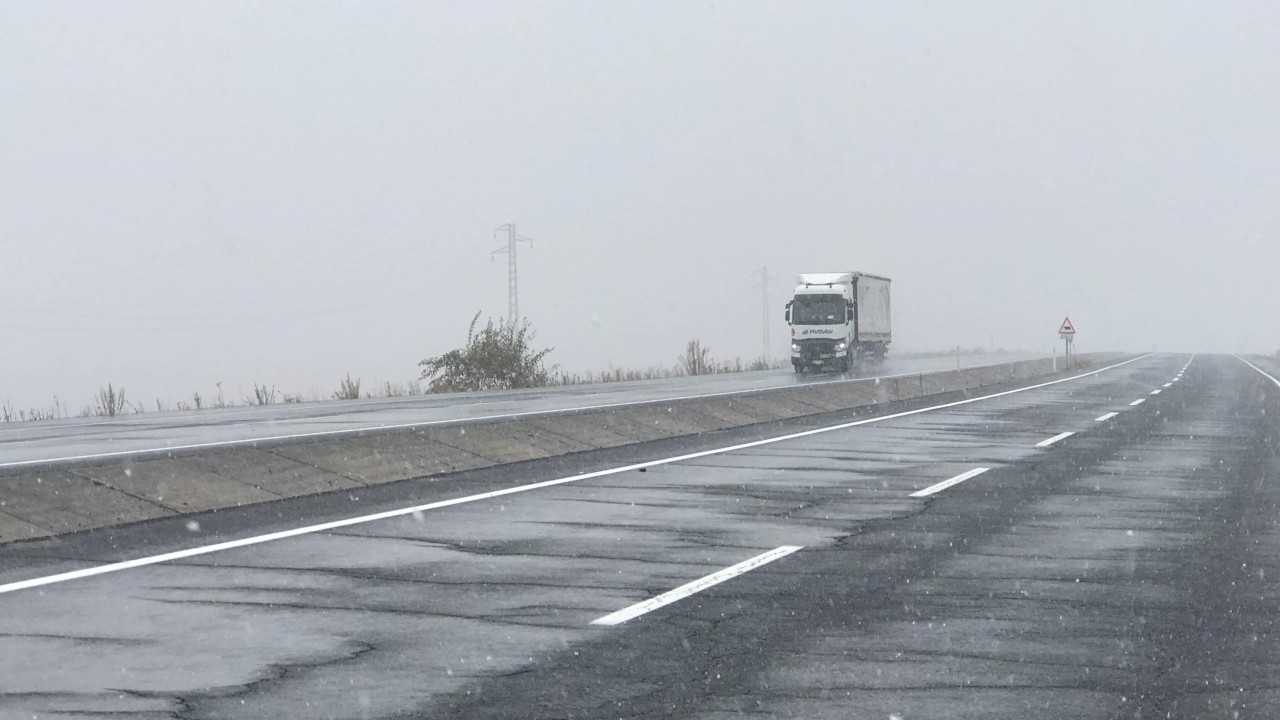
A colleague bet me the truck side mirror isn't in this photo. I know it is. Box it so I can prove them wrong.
[846,301,854,322]
[784,302,792,323]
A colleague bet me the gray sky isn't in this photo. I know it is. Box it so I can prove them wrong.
[3,1,1278,411]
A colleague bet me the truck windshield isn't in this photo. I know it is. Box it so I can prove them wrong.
[792,295,845,325]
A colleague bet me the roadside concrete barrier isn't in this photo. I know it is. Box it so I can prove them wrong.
[0,353,1123,544]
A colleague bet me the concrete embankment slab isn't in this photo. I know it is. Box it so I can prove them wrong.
[0,511,46,542]
[74,459,282,513]
[186,448,361,497]
[269,432,493,485]
[0,354,1121,544]
[0,469,173,532]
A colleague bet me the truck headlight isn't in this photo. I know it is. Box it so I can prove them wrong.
[835,341,847,351]
[791,343,801,352]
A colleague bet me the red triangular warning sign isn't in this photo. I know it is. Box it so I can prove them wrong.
[1058,317,1076,334]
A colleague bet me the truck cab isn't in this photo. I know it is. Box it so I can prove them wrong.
[785,272,891,373]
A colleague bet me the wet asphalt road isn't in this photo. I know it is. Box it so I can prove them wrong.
[2,353,1279,719]
[0,353,1039,468]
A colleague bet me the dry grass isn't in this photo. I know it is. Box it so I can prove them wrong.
[247,384,278,406]
[333,373,361,400]
[553,355,786,386]
[94,384,129,417]
[3,344,795,424]
[1,399,64,423]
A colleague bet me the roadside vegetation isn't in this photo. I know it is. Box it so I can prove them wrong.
[1,398,67,423]
[2,318,807,422]
[333,373,362,400]
[552,356,782,386]
[93,384,130,416]
[248,384,278,406]
[419,312,555,392]
[680,338,713,376]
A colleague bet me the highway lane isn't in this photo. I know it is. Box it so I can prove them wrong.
[5,353,1279,719]
[0,352,1041,468]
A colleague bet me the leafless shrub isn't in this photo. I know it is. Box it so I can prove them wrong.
[334,373,361,400]
[382,381,405,397]
[25,407,56,421]
[192,391,203,410]
[680,339,713,376]
[213,382,229,409]
[94,384,128,416]
[407,380,423,396]
[283,393,304,404]
[248,384,277,406]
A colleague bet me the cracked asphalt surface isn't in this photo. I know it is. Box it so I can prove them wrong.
[2,353,1279,719]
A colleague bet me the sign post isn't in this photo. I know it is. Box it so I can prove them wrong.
[1058,317,1076,363]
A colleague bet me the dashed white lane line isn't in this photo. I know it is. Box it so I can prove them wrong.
[591,545,804,626]
[909,467,991,498]
[1150,389,1162,395]
[1095,412,1119,422]
[1035,431,1076,448]
[1163,383,1172,388]
[0,353,1153,597]
[1130,399,1146,406]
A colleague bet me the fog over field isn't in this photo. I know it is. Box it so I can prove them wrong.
[2,2,1278,410]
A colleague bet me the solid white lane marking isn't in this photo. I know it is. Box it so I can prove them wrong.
[1095,412,1119,422]
[1035,431,1075,448]
[1237,355,1280,390]
[1150,389,1162,395]
[0,354,1152,597]
[591,546,803,626]
[909,467,991,498]
[0,363,1041,469]
[1129,399,1146,406]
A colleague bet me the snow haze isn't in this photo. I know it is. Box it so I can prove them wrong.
[3,2,1278,409]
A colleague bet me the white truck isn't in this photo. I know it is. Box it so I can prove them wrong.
[785,272,892,373]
